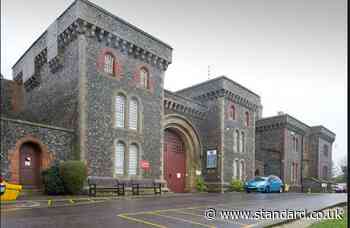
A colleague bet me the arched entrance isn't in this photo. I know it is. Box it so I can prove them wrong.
[19,142,41,188]
[163,114,202,192]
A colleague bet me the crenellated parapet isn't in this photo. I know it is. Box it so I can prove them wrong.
[164,90,208,120]
[310,126,336,142]
[256,114,309,135]
[176,76,262,112]
[193,88,261,112]
[12,0,172,90]
[56,18,171,71]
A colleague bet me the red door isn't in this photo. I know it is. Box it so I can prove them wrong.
[20,143,40,188]
[164,130,186,193]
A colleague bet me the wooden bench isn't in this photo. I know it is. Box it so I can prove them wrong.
[87,176,125,197]
[130,179,163,195]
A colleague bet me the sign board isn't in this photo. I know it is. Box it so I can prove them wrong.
[140,160,150,170]
[206,149,217,169]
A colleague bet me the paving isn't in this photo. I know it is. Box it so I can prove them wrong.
[1,192,347,228]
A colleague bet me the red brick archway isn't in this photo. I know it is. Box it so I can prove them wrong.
[163,114,202,192]
[8,136,54,186]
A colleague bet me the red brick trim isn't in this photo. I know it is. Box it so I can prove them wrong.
[245,111,250,127]
[8,135,54,184]
[96,48,123,79]
[130,64,155,94]
[225,101,237,120]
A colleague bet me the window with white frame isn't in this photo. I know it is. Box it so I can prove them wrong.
[104,53,114,74]
[241,132,245,153]
[128,144,138,175]
[245,111,249,127]
[115,142,125,175]
[233,130,237,153]
[322,166,328,179]
[233,159,239,180]
[239,131,243,153]
[236,130,240,153]
[139,68,149,89]
[239,160,245,181]
[115,95,126,128]
[323,145,329,157]
[229,105,236,120]
[129,98,139,130]
[291,162,298,184]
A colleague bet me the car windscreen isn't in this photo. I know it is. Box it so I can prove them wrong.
[254,177,267,181]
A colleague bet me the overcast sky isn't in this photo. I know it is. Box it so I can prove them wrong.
[1,0,347,166]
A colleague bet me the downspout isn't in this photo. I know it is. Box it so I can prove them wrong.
[301,135,304,192]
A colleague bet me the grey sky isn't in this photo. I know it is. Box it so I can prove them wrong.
[1,0,347,165]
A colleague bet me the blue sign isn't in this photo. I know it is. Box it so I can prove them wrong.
[206,150,217,169]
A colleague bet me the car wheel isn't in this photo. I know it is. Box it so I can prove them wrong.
[246,190,251,193]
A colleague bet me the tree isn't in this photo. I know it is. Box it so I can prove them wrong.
[339,156,348,181]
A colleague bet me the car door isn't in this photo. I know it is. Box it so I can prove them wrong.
[270,177,279,192]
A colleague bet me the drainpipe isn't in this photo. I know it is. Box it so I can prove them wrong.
[301,135,304,192]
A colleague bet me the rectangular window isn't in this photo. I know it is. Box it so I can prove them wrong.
[115,96,125,128]
[129,99,138,130]
[128,145,138,175]
[115,142,125,175]
[104,54,114,74]
[206,150,217,169]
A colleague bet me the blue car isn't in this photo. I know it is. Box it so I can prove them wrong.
[244,175,284,193]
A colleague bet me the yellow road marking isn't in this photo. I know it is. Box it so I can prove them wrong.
[118,213,166,228]
[188,207,206,212]
[173,210,204,217]
[151,212,216,228]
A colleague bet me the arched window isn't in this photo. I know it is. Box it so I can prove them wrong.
[128,144,139,175]
[115,141,125,175]
[139,67,149,89]
[241,132,245,153]
[295,163,298,183]
[233,159,239,180]
[129,98,139,130]
[245,111,250,127]
[291,162,298,184]
[229,105,236,120]
[322,166,328,179]
[323,145,329,157]
[236,130,240,153]
[115,95,126,128]
[239,160,245,181]
[104,53,114,74]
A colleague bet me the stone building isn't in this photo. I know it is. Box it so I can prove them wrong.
[1,0,334,192]
[255,113,335,191]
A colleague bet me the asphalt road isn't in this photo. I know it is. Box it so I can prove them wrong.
[1,192,347,228]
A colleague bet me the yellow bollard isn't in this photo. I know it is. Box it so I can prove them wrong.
[284,184,289,192]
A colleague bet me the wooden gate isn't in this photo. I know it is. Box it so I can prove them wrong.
[164,130,186,193]
[19,143,40,188]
